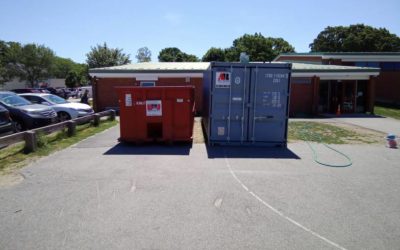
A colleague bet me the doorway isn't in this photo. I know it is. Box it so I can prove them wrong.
[319,80,358,114]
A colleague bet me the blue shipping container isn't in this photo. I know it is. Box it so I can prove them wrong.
[202,62,292,146]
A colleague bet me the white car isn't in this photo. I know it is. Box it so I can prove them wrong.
[19,93,94,121]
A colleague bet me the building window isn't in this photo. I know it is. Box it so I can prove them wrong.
[140,81,155,87]
[354,62,380,68]
[380,62,400,72]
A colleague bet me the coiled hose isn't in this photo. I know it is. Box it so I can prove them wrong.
[300,123,353,167]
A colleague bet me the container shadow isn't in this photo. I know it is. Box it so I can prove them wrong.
[104,142,192,156]
[206,145,301,159]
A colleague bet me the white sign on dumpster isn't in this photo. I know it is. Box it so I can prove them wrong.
[146,100,162,116]
[125,94,132,107]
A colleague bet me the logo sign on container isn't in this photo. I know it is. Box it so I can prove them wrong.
[215,72,231,88]
[146,100,162,116]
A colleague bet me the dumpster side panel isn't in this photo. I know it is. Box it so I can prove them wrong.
[117,86,194,143]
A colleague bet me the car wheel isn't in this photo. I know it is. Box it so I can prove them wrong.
[13,120,25,132]
[57,112,71,122]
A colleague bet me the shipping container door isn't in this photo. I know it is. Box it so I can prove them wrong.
[248,67,290,142]
[210,66,250,142]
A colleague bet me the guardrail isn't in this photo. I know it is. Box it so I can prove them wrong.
[0,110,116,153]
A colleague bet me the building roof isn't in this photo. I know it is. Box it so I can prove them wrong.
[89,62,210,74]
[89,62,380,80]
[279,52,400,56]
[292,62,379,73]
[275,52,400,62]
[291,62,380,80]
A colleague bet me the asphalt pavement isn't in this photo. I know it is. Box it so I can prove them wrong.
[1,125,400,250]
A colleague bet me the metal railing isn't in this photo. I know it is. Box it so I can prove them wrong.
[0,110,116,152]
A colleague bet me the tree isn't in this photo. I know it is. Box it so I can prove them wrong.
[3,43,55,87]
[0,41,23,85]
[309,24,400,52]
[158,47,199,62]
[20,44,55,87]
[224,33,295,62]
[0,41,11,84]
[86,42,131,68]
[136,47,152,62]
[65,71,80,88]
[202,47,225,62]
[52,57,77,78]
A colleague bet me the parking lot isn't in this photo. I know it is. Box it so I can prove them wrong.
[1,124,400,249]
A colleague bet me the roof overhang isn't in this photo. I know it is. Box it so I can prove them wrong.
[320,55,400,62]
[292,71,379,80]
[275,53,400,62]
[89,72,203,80]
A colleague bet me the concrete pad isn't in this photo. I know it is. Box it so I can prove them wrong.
[1,125,400,249]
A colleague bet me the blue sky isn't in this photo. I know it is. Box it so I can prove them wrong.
[1,0,399,63]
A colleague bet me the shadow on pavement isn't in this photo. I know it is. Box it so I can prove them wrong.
[103,142,192,155]
[206,145,301,159]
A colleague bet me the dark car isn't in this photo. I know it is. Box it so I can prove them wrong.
[11,88,42,94]
[0,105,14,136]
[12,88,50,94]
[56,88,71,99]
[46,87,58,95]
[0,91,57,131]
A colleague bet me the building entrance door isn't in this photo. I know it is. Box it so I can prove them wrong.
[328,81,356,113]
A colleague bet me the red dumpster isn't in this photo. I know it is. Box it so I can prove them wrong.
[116,86,195,143]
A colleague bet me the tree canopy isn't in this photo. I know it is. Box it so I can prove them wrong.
[0,41,16,84]
[52,57,88,85]
[86,42,131,68]
[202,47,225,62]
[224,33,295,62]
[0,42,55,87]
[158,47,199,62]
[136,47,152,62]
[309,24,400,52]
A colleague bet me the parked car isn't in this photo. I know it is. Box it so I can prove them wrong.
[0,91,57,131]
[45,87,58,96]
[55,88,71,99]
[78,86,92,98]
[68,88,79,98]
[0,105,14,136]
[11,88,42,94]
[19,93,94,121]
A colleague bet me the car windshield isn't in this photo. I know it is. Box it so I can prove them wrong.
[0,93,32,106]
[43,94,68,104]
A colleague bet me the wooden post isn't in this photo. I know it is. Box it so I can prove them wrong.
[24,131,37,153]
[109,110,116,121]
[93,114,100,127]
[66,120,76,137]
[311,76,320,115]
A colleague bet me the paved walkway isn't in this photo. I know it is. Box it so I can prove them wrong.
[1,126,400,249]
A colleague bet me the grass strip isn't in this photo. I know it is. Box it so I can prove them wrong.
[0,120,118,175]
[288,121,377,144]
[375,106,400,120]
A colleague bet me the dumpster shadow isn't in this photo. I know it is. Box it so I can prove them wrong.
[104,142,192,155]
[206,145,300,159]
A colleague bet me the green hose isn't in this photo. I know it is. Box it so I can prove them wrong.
[300,124,353,167]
